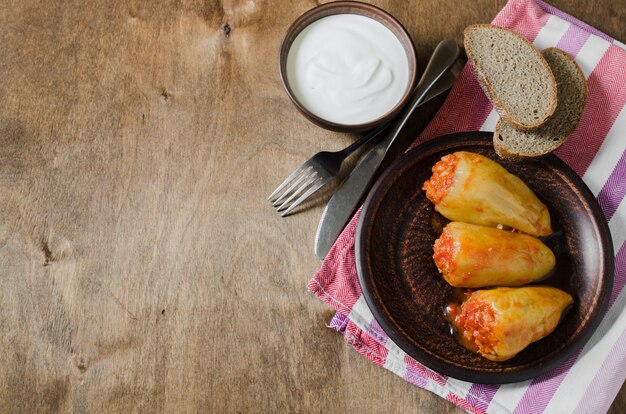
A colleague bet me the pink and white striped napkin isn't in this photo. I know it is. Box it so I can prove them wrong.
[308,0,626,412]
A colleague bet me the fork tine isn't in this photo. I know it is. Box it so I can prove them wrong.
[275,173,319,211]
[267,163,310,201]
[271,168,314,206]
[281,179,326,217]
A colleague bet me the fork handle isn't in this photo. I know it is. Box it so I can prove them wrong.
[382,40,461,152]
[338,40,460,160]
[338,123,390,158]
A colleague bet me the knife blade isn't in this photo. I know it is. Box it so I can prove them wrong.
[315,42,463,259]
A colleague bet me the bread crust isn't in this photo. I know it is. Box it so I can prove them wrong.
[493,121,548,162]
[464,24,558,132]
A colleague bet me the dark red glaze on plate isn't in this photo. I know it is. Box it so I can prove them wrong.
[356,132,613,384]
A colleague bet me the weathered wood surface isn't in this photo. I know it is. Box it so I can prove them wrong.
[0,0,624,412]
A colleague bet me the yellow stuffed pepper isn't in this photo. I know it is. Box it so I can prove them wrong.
[433,222,556,288]
[449,287,573,361]
[423,151,552,237]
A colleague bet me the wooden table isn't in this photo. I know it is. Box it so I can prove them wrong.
[1,0,624,412]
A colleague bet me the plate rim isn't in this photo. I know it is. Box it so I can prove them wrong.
[355,131,614,384]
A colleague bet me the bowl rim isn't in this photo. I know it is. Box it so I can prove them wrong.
[278,1,419,133]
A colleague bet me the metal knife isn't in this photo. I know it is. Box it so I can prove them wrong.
[314,40,463,259]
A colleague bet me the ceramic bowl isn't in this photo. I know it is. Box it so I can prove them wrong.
[279,1,418,132]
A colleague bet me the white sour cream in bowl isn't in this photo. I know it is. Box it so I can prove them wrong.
[281,7,416,131]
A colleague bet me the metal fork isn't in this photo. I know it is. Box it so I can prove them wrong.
[268,62,461,216]
[268,123,389,216]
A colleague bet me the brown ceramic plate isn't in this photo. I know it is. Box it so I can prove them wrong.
[356,132,614,384]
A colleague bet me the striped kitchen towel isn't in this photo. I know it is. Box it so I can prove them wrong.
[308,0,626,412]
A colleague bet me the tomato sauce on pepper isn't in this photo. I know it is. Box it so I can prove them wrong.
[423,154,459,204]
[433,227,456,275]
[453,299,498,356]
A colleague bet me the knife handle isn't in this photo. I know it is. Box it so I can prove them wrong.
[382,39,461,153]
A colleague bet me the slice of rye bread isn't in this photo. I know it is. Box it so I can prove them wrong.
[494,48,587,162]
[464,24,558,131]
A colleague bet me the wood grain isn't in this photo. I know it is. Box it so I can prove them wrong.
[0,0,623,412]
